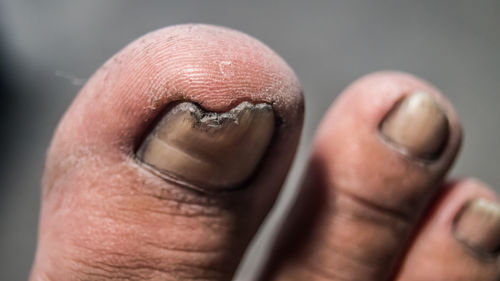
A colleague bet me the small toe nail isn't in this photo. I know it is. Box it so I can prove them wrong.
[454,198,500,254]
[380,91,449,160]
[137,101,275,189]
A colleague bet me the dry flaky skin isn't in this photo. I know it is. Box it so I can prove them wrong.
[137,101,275,189]
[380,92,449,160]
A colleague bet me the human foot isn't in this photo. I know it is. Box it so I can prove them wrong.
[31,25,500,281]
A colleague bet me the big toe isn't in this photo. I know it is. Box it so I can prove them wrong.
[32,24,304,281]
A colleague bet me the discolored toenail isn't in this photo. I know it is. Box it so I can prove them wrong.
[137,101,275,190]
[453,198,500,255]
[380,91,449,160]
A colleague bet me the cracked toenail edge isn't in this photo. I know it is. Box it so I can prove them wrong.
[453,198,500,256]
[136,101,275,190]
[380,91,449,161]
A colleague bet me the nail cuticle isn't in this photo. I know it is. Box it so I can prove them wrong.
[453,235,500,260]
[135,159,241,194]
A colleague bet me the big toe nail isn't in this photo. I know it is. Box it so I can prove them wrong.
[137,101,275,189]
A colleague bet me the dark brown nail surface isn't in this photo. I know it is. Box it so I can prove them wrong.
[137,101,274,189]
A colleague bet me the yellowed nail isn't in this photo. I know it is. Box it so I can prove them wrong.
[380,92,449,160]
[454,198,500,254]
[137,102,274,189]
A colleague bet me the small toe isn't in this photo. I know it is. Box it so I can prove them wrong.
[396,179,500,281]
[265,71,462,281]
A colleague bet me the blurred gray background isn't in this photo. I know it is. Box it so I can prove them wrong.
[1,0,499,280]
